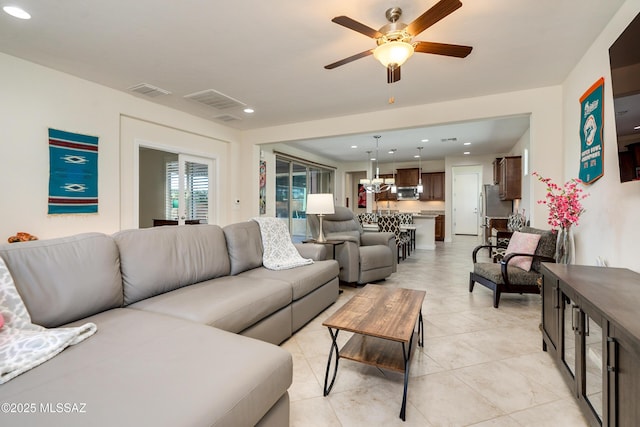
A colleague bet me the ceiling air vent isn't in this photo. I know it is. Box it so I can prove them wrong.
[184,89,246,110]
[128,83,171,97]
[441,137,458,142]
[213,114,242,122]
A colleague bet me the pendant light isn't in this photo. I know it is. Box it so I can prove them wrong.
[416,147,424,193]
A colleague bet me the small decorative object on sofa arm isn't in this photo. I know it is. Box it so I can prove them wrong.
[469,227,556,308]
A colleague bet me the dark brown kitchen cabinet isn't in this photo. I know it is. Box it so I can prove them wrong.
[498,156,521,200]
[435,215,444,241]
[396,168,420,187]
[374,174,396,202]
[541,263,640,426]
[419,172,445,201]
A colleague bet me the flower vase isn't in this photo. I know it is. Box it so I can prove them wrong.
[555,226,575,264]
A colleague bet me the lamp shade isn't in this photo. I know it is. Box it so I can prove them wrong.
[306,193,335,215]
[373,41,414,67]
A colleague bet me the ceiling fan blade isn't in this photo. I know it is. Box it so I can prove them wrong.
[406,0,462,36]
[331,16,382,39]
[414,41,472,58]
[387,65,401,84]
[325,49,374,69]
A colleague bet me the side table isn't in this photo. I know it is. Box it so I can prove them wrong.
[303,239,346,293]
[302,239,345,260]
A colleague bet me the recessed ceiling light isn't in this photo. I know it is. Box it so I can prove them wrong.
[463,151,470,155]
[370,157,376,161]
[413,155,420,158]
[464,142,471,146]
[351,145,358,149]
[421,139,429,142]
[634,125,640,130]
[243,108,254,114]
[3,6,30,19]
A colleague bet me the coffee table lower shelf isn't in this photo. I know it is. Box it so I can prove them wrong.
[339,332,420,373]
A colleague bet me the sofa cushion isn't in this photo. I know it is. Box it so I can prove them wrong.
[128,276,292,333]
[238,260,339,300]
[223,221,264,275]
[0,233,122,328]
[0,308,292,427]
[114,225,231,305]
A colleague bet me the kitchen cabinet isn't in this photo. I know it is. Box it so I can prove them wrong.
[396,168,420,187]
[435,215,444,241]
[492,158,502,185]
[498,156,521,200]
[541,263,640,426]
[419,172,445,201]
[374,174,396,202]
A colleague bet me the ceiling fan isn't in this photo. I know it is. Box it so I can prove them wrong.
[325,0,472,84]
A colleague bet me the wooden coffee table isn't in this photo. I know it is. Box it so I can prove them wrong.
[322,284,426,421]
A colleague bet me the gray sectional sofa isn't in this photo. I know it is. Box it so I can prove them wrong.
[0,221,339,427]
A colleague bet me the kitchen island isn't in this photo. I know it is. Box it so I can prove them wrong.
[413,213,440,250]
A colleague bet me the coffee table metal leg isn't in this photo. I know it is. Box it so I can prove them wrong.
[400,338,412,421]
[418,310,424,347]
[323,327,340,396]
[399,310,424,421]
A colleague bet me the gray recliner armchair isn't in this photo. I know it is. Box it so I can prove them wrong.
[307,206,396,285]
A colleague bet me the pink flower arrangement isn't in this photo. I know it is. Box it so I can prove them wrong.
[533,172,589,230]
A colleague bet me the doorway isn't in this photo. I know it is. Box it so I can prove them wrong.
[452,166,481,236]
[138,146,215,228]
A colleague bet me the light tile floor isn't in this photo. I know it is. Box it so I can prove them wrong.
[282,235,590,426]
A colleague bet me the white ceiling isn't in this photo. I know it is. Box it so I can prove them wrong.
[285,114,531,163]
[0,0,626,161]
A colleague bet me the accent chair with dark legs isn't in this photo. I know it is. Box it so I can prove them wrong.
[469,226,556,308]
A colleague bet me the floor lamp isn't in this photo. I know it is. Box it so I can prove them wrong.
[306,193,335,243]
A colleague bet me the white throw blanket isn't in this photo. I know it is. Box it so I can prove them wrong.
[0,257,97,384]
[253,217,313,270]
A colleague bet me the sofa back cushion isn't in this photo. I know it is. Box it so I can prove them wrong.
[222,221,264,275]
[308,206,363,239]
[0,233,123,328]
[114,225,230,305]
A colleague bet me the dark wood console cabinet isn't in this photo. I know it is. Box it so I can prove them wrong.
[541,263,640,426]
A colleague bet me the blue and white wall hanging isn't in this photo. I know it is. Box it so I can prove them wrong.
[48,128,99,214]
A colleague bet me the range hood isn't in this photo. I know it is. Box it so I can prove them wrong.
[397,187,419,200]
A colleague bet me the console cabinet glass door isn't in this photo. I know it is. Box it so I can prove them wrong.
[561,292,578,379]
[542,273,559,352]
[583,311,604,423]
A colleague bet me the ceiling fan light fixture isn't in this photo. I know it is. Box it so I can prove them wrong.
[373,41,414,68]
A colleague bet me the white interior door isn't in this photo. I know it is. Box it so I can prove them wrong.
[177,154,213,225]
[453,173,480,235]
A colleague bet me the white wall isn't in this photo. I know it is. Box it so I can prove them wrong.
[561,0,640,271]
[0,52,240,240]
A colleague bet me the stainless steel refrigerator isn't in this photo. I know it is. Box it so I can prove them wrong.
[480,184,513,243]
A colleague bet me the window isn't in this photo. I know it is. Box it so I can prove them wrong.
[165,159,210,223]
[275,155,334,241]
